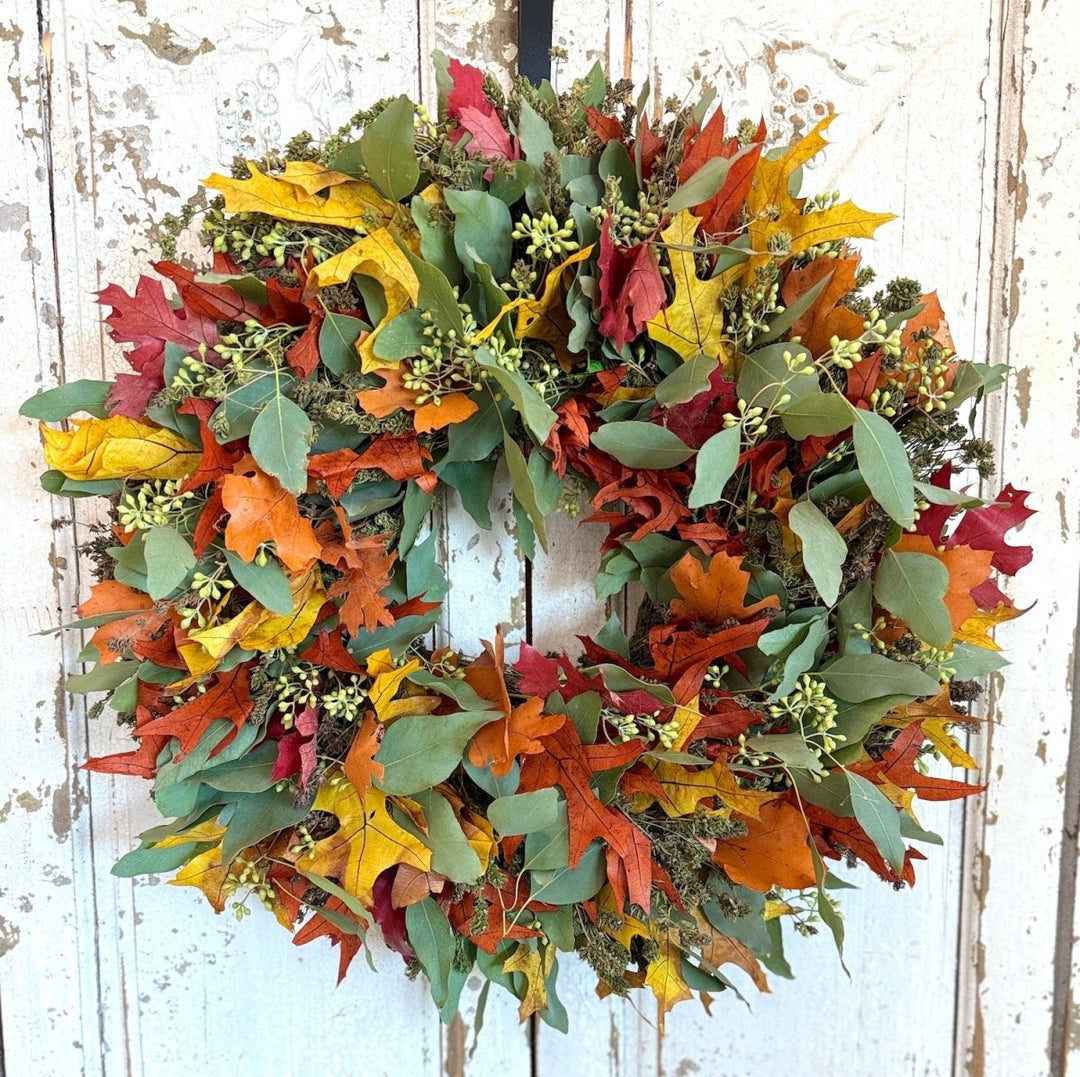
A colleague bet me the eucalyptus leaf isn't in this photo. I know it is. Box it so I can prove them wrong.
[444,188,513,279]
[845,770,906,872]
[654,352,718,407]
[474,348,557,443]
[406,898,455,1007]
[503,434,548,552]
[689,425,741,509]
[248,391,312,495]
[821,653,940,703]
[318,312,367,375]
[529,841,606,904]
[780,392,854,440]
[874,550,952,648]
[360,94,420,200]
[414,788,483,884]
[224,550,293,615]
[19,379,112,420]
[221,785,310,862]
[667,151,745,213]
[852,409,915,528]
[591,421,694,469]
[789,499,846,605]
[143,526,195,600]
[376,710,495,795]
[488,788,561,835]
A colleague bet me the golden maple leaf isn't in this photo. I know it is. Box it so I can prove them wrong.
[305,775,431,906]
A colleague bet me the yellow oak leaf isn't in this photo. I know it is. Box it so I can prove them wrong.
[178,570,325,675]
[645,927,692,1032]
[651,759,777,819]
[204,161,395,229]
[306,229,421,372]
[502,942,554,1021]
[305,774,431,906]
[41,416,200,481]
[668,697,702,752]
[744,117,893,278]
[646,210,737,364]
[366,651,423,720]
[923,721,978,769]
[170,841,232,913]
[955,603,1024,650]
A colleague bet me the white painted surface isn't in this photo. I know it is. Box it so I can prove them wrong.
[0,2,1074,1075]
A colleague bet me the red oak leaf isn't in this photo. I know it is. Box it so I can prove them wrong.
[585,106,624,144]
[292,896,367,985]
[597,215,666,350]
[807,802,923,887]
[318,525,396,635]
[134,665,254,760]
[154,257,276,325]
[83,681,171,778]
[851,722,985,802]
[950,485,1034,576]
[98,274,219,417]
[354,434,436,491]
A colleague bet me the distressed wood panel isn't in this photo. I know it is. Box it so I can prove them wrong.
[956,1,1080,1075]
[0,5,109,1074]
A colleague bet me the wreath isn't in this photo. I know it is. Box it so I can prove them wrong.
[24,55,1033,1031]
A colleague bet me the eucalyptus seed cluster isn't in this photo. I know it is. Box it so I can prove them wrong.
[589,182,662,245]
[222,855,276,920]
[605,707,680,749]
[177,564,236,629]
[401,305,489,404]
[117,478,198,533]
[511,211,579,260]
[273,662,323,726]
[728,278,784,348]
[891,337,956,412]
[768,674,845,757]
[202,207,360,267]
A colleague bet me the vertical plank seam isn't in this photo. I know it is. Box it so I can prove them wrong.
[953,0,1026,1073]
[1051,608,1080,1074]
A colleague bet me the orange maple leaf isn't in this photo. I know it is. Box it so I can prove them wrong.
[221,459,322,573]
[668,550,780,625]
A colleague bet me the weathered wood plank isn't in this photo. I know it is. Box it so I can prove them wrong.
[956,1,1080,1074]
[0,5,119,1072]
[30,3,445,1073]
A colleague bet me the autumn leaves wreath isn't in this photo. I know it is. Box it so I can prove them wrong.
[23,56,1032,1031]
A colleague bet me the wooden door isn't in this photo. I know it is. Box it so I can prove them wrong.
[2,2,1075,1074]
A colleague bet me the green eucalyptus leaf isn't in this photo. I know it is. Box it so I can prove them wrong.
[789,499,847,605]
[444,189,513,279]
[852,409,915,528]
[591,421,694,469]
[376,710,495,795]
[688,425,742,509]
[221,785,309,862]
[845,771,906,873]
[821,654,940,703]
[737,343,816,413]
[360,94,420,200]
[503,434,548,553]
[488,788,561,835]
[406,898,455,1007]
[20,379,113,420]
[529,840,606,904]
[225,549,293,615]
[143,526,195,600]
[248,391,312,495]
[318,312,368,375]
[654,352,718,407]
[874,550,952,648]
[414,788,483,884]
[780,392,854,440]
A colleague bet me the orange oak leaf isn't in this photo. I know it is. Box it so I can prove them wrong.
[354,432,436,491]
[343,712,385,796]
[781,254,866,360]
[319,527,396,636]
[221,459,322,573]
[354,365,478,433]
[668,551,781,626]
[712,799,817,893]
[292,896,366,985]
[307,447,366,500]
[134,665,254,760]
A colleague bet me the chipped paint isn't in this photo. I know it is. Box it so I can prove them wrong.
[117,21,214,66]
[0,914,20,956]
